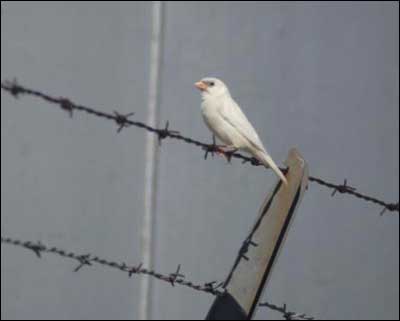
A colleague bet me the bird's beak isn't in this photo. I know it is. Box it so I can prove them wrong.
[194,81,208,92]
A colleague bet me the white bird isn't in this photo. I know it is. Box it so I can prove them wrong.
[195,77,288,185]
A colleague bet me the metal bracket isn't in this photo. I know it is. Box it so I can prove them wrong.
[206,148,309,320]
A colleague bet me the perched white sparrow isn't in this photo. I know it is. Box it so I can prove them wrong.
[195,77,288,185]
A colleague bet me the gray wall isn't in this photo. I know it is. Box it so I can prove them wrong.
[1,2,399,320]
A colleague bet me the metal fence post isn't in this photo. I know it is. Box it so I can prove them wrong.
[206,148,309,320]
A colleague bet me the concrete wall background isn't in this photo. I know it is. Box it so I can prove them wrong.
[1,2,399,320]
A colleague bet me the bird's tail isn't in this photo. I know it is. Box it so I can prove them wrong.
[254,149,288,185]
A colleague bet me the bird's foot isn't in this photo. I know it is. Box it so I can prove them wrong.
[216,145,238,163]
[204,135,220,160]
[203,135,237,163]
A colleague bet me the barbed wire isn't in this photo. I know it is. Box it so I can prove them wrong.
[1,236,225,295]
[1,236,314,320]
[1,79,398,215]
[259,302,314,320]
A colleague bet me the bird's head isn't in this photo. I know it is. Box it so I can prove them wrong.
[194,77,229,99]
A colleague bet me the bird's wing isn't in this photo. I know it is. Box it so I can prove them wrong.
[218,97,266,151]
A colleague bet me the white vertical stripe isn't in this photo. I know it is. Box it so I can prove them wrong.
[140,1,164,320]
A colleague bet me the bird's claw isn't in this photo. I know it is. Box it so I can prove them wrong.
[203,135,219,159]
[203,135,237,163]
[215,146,238,163]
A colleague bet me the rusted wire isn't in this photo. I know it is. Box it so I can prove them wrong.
[1,80,398,214]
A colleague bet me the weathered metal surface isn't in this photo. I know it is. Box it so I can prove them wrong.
[206,148,309,320]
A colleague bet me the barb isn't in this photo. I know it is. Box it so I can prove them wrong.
[330,179,356,197]
[113,111,135,133]
[157,120,180,146]
[259,302,314,320]
[2,236,315,320]
[1,80,398,214]
[168,264,185,287]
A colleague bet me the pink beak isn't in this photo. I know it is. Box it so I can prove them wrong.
[194,81,208,91]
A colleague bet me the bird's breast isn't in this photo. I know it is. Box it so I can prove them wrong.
[201,99,234,145]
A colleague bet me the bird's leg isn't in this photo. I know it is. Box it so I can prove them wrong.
[216,145,238,163]
[203,135,237,163]
[204,135,225,160]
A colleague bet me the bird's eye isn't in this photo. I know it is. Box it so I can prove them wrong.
[208,81,215,87]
